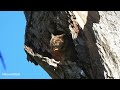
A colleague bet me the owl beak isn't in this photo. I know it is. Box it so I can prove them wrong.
[53,47,59,51]
[54,48,59,51]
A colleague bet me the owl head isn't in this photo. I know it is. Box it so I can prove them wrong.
[50,34,65,51]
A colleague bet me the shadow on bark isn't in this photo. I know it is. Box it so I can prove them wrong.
[82,11,105,79]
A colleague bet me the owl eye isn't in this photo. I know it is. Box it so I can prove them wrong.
[55,40,60,43]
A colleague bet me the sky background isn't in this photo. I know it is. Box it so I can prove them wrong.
[0,11,51,79]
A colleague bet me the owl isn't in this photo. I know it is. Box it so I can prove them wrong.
[50,34,65,61]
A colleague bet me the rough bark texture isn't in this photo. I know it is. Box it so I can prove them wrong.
[24,11,120,79]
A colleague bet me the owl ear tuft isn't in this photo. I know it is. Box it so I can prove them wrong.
[51,34,55,38]
[58,34,65,37]
[51,34,65,38]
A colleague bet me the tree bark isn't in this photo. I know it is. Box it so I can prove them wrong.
[24,11,120,79]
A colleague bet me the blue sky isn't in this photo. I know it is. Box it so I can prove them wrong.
[0,11,51,79]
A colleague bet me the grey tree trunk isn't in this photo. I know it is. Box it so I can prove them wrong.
[24,11,120,79]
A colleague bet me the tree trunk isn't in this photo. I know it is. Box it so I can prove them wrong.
[24,11,120,79]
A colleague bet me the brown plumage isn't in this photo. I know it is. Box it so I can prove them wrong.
[50,34,65,61]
